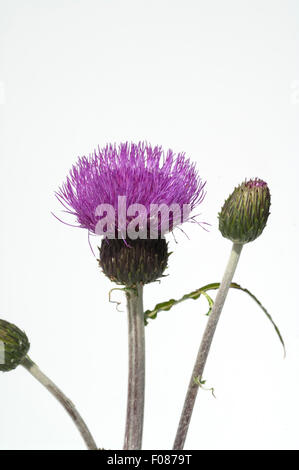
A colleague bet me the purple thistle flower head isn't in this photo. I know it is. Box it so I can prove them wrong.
[56,142,206,240]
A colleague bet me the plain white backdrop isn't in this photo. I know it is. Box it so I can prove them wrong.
[0,0,298,450]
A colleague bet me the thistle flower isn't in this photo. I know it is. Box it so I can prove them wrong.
[56,142,206,450]
[218,178,271,244]
[56,142,206,286]
[56,142,205,236]
[0,319,30,372]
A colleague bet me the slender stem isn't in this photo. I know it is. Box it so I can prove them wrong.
[21,355,97,450]
[173,242,243,450]
[123,283,145,450]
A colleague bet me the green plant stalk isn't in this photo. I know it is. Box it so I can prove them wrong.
[22,356,97,450]
[123,284,145,450]
[173,242,243,450]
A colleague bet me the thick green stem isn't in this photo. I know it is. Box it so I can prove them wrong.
[22,356,97,450]
[173,242,243,449]
[123,284,145,450]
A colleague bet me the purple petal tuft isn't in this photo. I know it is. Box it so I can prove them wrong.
[56,142,206,236]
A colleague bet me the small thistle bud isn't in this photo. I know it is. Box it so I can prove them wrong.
[218,178,271,244]
[98,238,169,286]
[0,319,30,372]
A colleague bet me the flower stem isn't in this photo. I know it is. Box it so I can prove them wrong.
[173,242,243,450]
[123,284,145,450]
[21,355,97,450]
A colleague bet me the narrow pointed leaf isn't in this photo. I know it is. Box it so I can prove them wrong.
[144,282,285,355]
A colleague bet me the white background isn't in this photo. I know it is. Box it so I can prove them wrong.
[0,0,298,450]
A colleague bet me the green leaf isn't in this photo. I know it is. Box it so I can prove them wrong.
[144,282,285,356]
[193,376,216,398]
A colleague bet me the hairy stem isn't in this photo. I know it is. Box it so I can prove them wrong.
[123,284,145,450]
[22,355,97,450]
[173,242,243,449]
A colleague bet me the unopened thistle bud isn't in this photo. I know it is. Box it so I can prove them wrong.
[99,238,169,286]
[218,178,271,244]
[0,319,30,372]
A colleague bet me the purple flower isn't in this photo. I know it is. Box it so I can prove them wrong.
[56,142,206,238]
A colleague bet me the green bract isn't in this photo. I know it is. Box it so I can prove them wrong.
[99,238,169,287]
[0,319,30,372]
[218,178,271,244]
